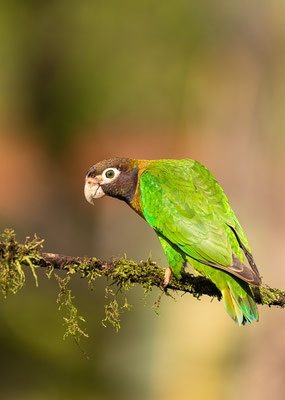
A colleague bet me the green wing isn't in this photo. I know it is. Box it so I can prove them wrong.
[140,159,261,285]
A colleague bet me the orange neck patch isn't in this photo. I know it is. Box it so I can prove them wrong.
[129,159,152,217]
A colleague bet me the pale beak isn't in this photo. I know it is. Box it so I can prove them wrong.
[84,177,105,205]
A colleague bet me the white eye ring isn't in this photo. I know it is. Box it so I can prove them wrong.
[102,167,120,182]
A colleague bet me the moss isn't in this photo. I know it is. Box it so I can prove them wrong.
[0,230,89,343]
[55,274,88,341]
[101,286,132,332]
[1,228,285,341]
[0,229,42,297]
[252,285,285,308]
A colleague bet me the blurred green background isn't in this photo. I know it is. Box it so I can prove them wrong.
[0,1,285,399]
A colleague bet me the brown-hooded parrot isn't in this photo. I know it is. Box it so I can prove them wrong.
[84,158,262,325]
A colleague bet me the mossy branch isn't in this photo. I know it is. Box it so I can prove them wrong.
[0,229,284,309]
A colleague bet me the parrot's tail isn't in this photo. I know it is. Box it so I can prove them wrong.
[221,280,259,326]
[188,258,259,325]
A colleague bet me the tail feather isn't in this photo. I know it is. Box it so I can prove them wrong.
[188,257,259,325]
[222,282,258,326]
[228,281,259,324]
[222,287,244,326]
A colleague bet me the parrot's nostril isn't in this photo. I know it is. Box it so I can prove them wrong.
[86,178,97,187]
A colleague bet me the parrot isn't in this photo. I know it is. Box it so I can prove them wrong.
[84,158,262,325]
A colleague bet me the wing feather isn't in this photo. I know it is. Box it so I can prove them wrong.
[140,159,261,286]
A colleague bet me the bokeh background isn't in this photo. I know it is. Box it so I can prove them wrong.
[0,1,285,399]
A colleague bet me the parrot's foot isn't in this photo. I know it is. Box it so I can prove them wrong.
[163,267,172,288]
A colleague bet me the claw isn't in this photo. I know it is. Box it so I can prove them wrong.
[163,267,172,288]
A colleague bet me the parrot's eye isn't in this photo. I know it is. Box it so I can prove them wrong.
[105,169,114,178]
[103,168,119,180]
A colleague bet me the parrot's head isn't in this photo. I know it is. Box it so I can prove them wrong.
[84,158,140,205]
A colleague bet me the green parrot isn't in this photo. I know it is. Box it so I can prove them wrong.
[84,158,261,325]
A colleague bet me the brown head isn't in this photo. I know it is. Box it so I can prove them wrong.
[84,157,144,205]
